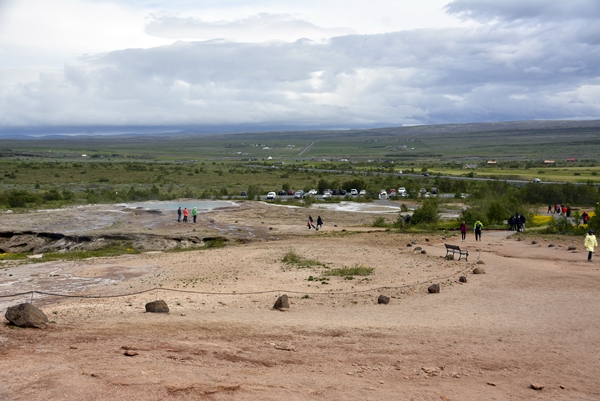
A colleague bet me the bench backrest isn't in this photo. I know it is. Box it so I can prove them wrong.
[445,244,460,250]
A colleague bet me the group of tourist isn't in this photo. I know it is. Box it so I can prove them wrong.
[459,220,484,241]
[548,204,571,217]
[508,213,526,232]
[307,215,323,230]
[177,206,198,223]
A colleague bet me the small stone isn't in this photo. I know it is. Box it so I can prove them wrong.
[414,246,422,251]
[407,243,413,247]
[531,240,538,244]
[145,300,169,313]
[273,294,289,310]
[472,267,486,274]
[445,255,454,260]
[548,244,555,247]
[452,372,460,378]
[476,260,485,264]
[421,250,427,254]
[530,383,544,390]
[425,238,430,242]
[428,284,440,294]
[568,246,576,250]
[459,276,467,283]
[411,241,417,244]
[377,295,390,304]
[487,382,496,386]
[269,227,273,230]
[124,350,138,357]
[559,385,565,389]
[379,381,384,384]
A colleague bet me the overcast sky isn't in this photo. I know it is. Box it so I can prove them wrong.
[1,0,599,133]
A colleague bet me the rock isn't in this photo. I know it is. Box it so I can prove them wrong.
[445,255,454,260]
[530,383,544,390]
[145,300,169,313]
[123,350,138,357]
[414,246,422,251]
[273,294,289,310]
[377,295,390,304]
[407,243,412,247]
[487,382,496,386]
[473,267,486,274]
[531,240,538,244]
[421,250,427,254]
[425,238,430,242]
[568,246,576,250]
[548,244,555,247]
[459,276,467,283]
[411,241,417,244]
[269,227,273,230]
[428,284,440,294]
[476,260,485,264]
[5,303,48,328]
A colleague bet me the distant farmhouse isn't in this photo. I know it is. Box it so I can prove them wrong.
[566,157,577,162]
[543,160,555,164]
[463,164,478,169]
[486,160,497,165]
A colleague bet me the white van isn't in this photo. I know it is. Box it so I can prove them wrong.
[379,190,388,199]
[398,187,408,197]
[267,192,276,199]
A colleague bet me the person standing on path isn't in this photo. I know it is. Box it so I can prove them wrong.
[585,230,597,262]
[177,207,182,222]
[183,207,189,223]
[474,220,483,241]
[460,221,467,241]
[317,216,323,230]
[192,207,198,223]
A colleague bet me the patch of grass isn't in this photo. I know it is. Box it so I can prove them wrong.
[372,216,388,227]
[282,250,326,268]
[40,243,140,262]
[324,264,374,278]
[0,252,27,260]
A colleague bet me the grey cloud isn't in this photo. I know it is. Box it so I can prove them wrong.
[1,14,599,128]
[444,0,600,23]
[145,13,355,41]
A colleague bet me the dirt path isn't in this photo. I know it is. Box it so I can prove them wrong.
[1,204,599,400]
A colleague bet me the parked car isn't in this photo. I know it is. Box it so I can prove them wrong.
[397,170,403,175]
[350,189,358,196]
[398,187,407,196]
[424,192,431,198]
[339,189,347,195]
[287,189,295,195]
[419,187,427,193]
[431,187,438,194]
[323,193,332,199]
[379,190,388,199]
[389,189,397,197]
[423,172,430,177]
[332,189,339,195]
[308,189,318,195]
[241,191,248,196]
[323,189,332,195]
[278,190,287,196]
[267,192,276,199]
[359,189,366,196]
[294,190,304,199]
[533,178,541,183]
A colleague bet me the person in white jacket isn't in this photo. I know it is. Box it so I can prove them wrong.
[585,230,598,262]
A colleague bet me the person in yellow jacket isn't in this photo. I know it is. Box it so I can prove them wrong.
[474,220,483,241]
[585,230,598,262]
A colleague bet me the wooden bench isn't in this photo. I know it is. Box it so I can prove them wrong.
[445,244,469,261]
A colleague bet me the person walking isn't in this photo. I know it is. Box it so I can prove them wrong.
[547,205,552,214]
[308,215,316,229]
[585,230,598,262]
[177,207,182,222]
[192,207,198,223]
[183,207,189,223]
[474,220,483,241]
[316,216,323,230]
[460,221,467,241]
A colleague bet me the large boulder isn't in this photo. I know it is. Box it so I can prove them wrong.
[5,303,48,328]
[473,267,486,274]
[273,295,289,310]
[145,300,169,313]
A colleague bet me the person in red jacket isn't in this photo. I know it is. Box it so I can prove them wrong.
[460,221,467,241]
[183,207,189,223]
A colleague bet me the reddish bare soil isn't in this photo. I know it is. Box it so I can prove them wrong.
[1,202,599,400]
